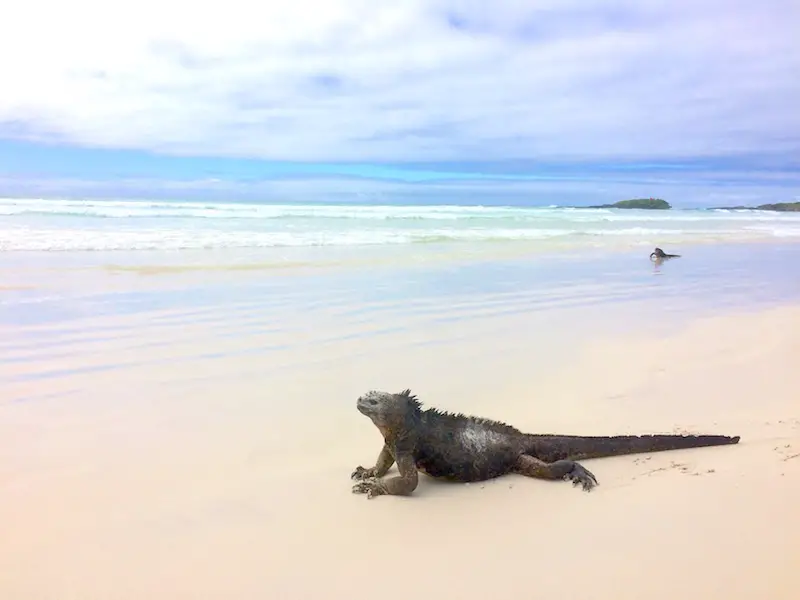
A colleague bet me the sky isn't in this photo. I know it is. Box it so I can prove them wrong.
[1,0,798,206]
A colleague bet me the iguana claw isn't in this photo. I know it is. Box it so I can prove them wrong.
[352,477,386,499]
[564,464,598,492]
[350,466,376,480]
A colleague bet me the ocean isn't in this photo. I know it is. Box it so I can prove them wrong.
[1,197,799,253]
[2,197,800,342]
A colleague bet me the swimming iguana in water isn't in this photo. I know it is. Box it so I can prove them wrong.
[351,389,740,499]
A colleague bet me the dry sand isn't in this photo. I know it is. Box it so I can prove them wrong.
[1,303,799,599]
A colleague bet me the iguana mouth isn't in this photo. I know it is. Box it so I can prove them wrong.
[356,394,379,415]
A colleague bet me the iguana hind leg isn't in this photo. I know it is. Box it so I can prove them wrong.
[513,454,599,492]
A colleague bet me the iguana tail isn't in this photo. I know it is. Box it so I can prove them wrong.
[523,433,740,462]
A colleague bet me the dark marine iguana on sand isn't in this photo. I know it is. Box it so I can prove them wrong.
[351,389,740,499]
[650,247,681,261]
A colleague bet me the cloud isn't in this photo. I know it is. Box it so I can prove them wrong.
[0,0,798,163]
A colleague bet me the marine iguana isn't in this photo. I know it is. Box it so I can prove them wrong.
[650,247,681,261]
[351,389,740,499]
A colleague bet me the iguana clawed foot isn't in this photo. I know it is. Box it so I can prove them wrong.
[351,477,387,499]
[564,463,598,492]
[350,466,377,481]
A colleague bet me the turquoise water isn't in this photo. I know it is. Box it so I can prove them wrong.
[2,199,799,358]
[1,198,800,251]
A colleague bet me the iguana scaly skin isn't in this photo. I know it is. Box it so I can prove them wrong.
[351,389,740,499]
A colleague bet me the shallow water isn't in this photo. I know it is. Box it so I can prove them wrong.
[2,240,799,395]
[2,240,799,326]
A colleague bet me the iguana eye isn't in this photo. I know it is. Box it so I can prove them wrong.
[368,399,378,406]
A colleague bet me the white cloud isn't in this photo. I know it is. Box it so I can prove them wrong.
[0,0,798,162]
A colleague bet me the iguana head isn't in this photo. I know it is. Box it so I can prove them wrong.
[356,389,422,429]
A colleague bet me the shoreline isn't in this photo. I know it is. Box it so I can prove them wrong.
[3,240,800,335]
[3,237,799,279]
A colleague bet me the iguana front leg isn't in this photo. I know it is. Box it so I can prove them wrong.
[351,444,394,481]
[513,454,599,492]
[352,453,419,499]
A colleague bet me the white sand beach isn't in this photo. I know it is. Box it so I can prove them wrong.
[2,0,800,595]
[1,282,798,599]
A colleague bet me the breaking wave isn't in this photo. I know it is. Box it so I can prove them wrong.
[1,198,799,251]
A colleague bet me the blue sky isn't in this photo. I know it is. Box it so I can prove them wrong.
[1,0,798,206]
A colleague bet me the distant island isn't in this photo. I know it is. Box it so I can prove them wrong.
[712,201,800,212]
[572,199,799,212]
[584,198,672,210]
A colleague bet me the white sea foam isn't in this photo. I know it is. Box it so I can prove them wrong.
[1,198,799,251]
[1,198,795,221]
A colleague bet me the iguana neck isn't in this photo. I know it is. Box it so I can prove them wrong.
[377,424,404,443]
